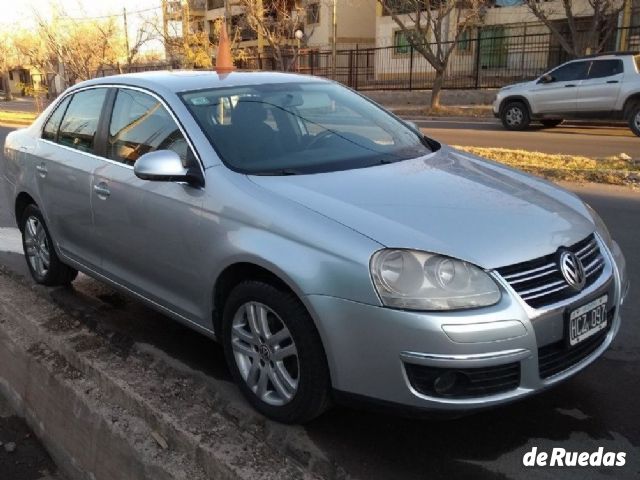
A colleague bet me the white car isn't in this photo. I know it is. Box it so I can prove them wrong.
[493,52,640,136]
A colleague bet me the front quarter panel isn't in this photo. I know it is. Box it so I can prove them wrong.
[199,167,384,314]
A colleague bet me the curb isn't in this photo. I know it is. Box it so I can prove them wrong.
[0,121,32,129]
[0,269,350,480]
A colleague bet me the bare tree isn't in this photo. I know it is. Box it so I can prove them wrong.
[523,0,624,56]
[13,29,57,81]
[0,30,17,100]
[34,11,127,83]
[125,21,157,67]
[378,0,488,108]
[234,0,312,71]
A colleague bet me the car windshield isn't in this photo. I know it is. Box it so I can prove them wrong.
[180,81,433,174]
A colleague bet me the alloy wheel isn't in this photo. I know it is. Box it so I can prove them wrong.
[505,107,523,126]
[635,111,640,131]
[24,215,50,278]
[230,301,299,406]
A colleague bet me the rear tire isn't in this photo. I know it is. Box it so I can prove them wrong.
[541,119,563,128]
[629,104,640,137]
[500,101,530,131]
[222,280,330,424]
[20,204,78,286]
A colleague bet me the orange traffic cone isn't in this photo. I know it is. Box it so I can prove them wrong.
[216,21,236,74]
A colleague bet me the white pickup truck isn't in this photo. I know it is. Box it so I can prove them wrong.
[493,52,640,136]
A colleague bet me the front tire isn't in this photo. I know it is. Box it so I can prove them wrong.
[222,280,330,424]
[541,119,563,128]
[500,101,530,131]
[629,104,640,137]
[20,204,78,286]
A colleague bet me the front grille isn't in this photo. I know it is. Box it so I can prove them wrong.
[538,308,614,379]
[497,234,605,309]
[405,362,520,398]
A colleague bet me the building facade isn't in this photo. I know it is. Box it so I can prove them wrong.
[374,0,638,85]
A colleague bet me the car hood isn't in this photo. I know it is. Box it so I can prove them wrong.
[248,147,595,269]
[501,80,535,92]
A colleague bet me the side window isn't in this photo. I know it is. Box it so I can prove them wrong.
[58,89,108,153]
[108,89,191,167]
[551,61,590,82]
[588,60,623,79]
[42,96,71,142]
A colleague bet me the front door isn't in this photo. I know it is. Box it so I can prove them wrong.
[91,88,207,324]
[529,60,590,114]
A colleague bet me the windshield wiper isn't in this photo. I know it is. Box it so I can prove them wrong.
[253,168,301,176]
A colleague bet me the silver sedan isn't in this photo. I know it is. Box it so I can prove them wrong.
[2,71,629,423]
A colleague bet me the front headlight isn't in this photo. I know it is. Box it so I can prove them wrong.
[586,204,613,249]
[370,249,501,311]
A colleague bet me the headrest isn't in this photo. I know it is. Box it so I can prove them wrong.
[231,99,267,126]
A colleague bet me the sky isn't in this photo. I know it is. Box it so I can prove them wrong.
[1,0,166,53]
[1,0,162,26]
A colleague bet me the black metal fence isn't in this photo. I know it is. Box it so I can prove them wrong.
[242,24,640,90]
[95,24,640,91]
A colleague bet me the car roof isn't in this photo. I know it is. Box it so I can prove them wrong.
[73,70,328,96]
[574,51,639,60]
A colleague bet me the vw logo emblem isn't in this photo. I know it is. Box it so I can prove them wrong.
[559,250,586,291]
[258,344,272,361]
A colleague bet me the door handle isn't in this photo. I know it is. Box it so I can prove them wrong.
[606,80,619,84]
[93,183,111,198]
[564,84,576,88]
[35,163,47,178]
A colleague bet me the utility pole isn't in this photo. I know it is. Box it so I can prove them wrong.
[183,0,191,63]
[123,7,131,65]
[257,0,264,55]
[224,0,231,31]
[332,0,337,79]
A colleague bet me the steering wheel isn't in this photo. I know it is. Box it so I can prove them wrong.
[307,130,337,149]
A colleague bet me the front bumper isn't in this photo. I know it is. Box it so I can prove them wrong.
[306,239,626,412]
[492,95,501,117]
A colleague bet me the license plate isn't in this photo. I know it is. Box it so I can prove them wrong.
[568,295,608,347]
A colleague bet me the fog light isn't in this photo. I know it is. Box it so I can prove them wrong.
[433,371,462,395]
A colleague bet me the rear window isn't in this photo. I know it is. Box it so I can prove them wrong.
[42,96,71,142]
[58,88,108,153]
[588,59,623,78]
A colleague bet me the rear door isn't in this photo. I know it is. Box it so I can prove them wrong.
[91,87,207,322]
[575,59,624,113]
[529,61,590,114]
[35,87,109,267]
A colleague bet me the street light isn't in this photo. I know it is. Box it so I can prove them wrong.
[332,0,337,79]
[294,29,305,72]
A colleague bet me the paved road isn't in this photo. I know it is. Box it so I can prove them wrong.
[412,118,638,158]
[1,126,639,479]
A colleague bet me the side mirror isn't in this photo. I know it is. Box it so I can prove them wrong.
[539,74,554,84]
[134,150,201,186]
